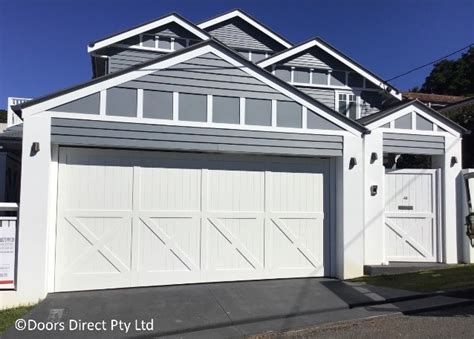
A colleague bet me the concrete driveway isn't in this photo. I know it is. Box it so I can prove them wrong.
[2,278,422,338]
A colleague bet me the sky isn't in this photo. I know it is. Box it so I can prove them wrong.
[0,0,473,108]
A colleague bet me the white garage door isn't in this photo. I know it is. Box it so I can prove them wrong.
[55,148,329,292]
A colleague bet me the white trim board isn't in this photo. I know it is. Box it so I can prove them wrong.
[22,42,364,136]
[88,14,210,53]
[198,9,292,49]
[257,39,402,100]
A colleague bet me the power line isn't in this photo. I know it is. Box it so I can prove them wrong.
[385,43,473,82]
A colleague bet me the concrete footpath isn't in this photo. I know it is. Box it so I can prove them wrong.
[2,278,474,338]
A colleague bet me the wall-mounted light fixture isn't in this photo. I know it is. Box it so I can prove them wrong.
[30,142,40,156]
[451,156,458,167]
[370,152,378,164]
[349,157,357,169]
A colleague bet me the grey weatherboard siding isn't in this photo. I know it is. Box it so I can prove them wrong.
[121,53,289,100]
[204,19,284,52]
[107,48,166,73]
[281,48,349,70]
[383,133,444,155]
[51,118,344,156]
[296,87,335,109]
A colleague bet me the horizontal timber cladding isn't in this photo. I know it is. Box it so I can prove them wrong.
[107,48,166,73]
[383,133,445,155]
[122,53,289,100]
[51,118,343,156]
[295,87,335,109]
[205,19,282,52]
[281,48,350,70]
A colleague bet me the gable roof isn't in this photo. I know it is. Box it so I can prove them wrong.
[13,39,366,135]
[357,99,469,135]
[257,38,402,100]
[87,13,211,53]
[438,96,474,113]
[403,92,465,105]
[198,9,292,49]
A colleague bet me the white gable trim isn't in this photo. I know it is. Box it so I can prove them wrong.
[198,10,292,49]
[258,40,402,100]
[23,43,362,136]
[365,104,460,137]
[88,14,210,53]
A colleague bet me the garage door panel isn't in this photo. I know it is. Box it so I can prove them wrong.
[269,218,323,272]
[207,167,265,212]
[206,217,264,271]
[139,164,201,211]
[60,151,134,210]
[270,171,324,213]
[138,217,200,272]
[56,148,329,291]
[55,215,133,291]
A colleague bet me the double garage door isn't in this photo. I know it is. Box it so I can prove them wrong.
[55,147,329,292]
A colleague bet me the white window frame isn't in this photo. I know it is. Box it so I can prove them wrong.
[335,90,361,119]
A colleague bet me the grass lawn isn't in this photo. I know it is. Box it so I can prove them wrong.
[350,264,474,293]
[0,305,35,334]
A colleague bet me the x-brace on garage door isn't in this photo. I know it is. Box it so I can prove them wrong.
[55,148,331,291]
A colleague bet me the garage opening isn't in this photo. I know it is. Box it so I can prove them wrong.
[54,147,332,292]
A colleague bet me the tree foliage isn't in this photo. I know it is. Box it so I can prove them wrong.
[0,109,6,124]
[421,47,474,96]
[443,103,474,167]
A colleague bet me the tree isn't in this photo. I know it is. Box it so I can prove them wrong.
[0,109,6,124]
[397,47,474,169]
[421,47,474,96]
[443,102,474,167]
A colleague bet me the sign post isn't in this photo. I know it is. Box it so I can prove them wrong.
[0,217,17,289]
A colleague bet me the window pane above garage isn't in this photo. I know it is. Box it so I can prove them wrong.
[143,90,173,120]
[106,88,137,117]
[213,96,240,124]
[277,101,302,128]
[245,98,272,126]
[179,93,207,122]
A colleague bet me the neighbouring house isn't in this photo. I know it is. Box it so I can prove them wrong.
[403,92,465,110]
[1,9,471,308]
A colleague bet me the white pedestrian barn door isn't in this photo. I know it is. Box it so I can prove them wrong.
[55,148,329,292]
[384,169,440,262]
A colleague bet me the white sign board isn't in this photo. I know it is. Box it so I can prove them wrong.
[0,218,16,289]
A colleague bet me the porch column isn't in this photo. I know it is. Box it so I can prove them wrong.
[335,134,364,278]
[363,130,385,265]
[432,134,463,263]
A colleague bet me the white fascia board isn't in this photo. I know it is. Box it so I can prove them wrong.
[87,15,210,53]
[258,40,402,101]
[198,10,292,49]
[365,104,460,137]
[25,43,360,136]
